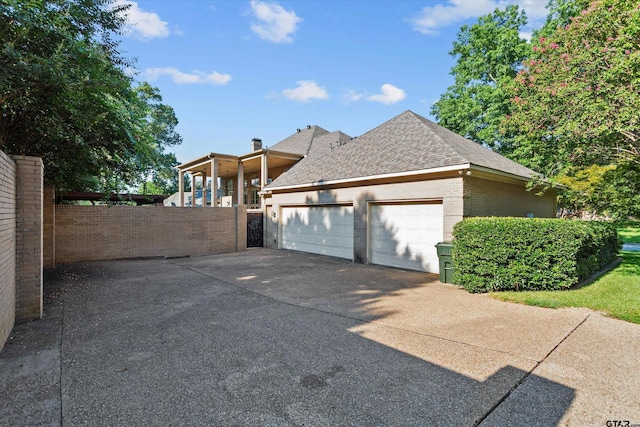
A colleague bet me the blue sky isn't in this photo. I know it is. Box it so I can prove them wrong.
[115,0,551,163]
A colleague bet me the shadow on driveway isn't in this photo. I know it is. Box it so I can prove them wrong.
[0,250,578,426]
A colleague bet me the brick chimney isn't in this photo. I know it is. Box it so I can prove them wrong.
[251,138,262,151]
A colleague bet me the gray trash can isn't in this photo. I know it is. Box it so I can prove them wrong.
[435,242,454,284]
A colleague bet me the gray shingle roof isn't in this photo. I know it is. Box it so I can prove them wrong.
[267,110,537,189]
[268,125,330,156]
[306,131,353,158]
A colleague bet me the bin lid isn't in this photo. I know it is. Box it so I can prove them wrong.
[435,241,453,256]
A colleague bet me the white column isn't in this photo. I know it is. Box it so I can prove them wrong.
[237,162,244,206]
[178,170,184,207]
[211,159,218,207]
[260,154,268,209]
[202,170,208,207]
[191,173,196,208]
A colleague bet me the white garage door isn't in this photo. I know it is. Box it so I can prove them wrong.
[281,205,354,260]
[370,203,443,273]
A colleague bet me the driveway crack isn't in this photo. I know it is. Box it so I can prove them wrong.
[474,312,592,426]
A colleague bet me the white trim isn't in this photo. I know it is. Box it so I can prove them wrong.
[241,153,264,163]
[278,202,354,209]
[266,163,471,192]
[367,198,444,206]
[177,153,239,171]
[468,165,534,183]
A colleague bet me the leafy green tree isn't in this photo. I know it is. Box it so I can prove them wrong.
[557,164,640,219]
[505,0,640,171]
[600,162,640,219]
[130,83,181,194]
[534,0,591,39]
[555,164,614,217]
[0,0,181,193]
[431,5,530,154]
[136,181,166,196]
[504,0,640,217]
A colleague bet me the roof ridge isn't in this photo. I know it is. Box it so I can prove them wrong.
[268,125,328,156]
[403,111,535,175]
[353,110,414,141]
[268,110,538,190]
[368,110,466,164]
[304,125,330,156]
[404,110,465,158]
[422,114,537,177]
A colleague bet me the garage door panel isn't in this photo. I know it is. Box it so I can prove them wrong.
[370,203,443,273]
[282,206,353,260]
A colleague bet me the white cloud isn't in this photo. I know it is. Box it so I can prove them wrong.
[410,0,548,35]
[366,84,406,105]
[515,0,549,20]
[280,80,329,101]
[410,0,497,34]
[342,89,364,102]
[145,67,232,85]
[250,0,302,43]
[114,0,171,40]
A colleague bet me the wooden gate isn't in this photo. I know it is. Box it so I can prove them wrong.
[247,212,263,247]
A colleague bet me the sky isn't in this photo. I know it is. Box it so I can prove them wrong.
[114,0,552,164]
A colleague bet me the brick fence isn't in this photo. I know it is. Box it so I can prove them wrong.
[14,156,44,322]
[48,204,247,263]
[0,147,247,352]
[0,151,17,350]
[0,152,44,351]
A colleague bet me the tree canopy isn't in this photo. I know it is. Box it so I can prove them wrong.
[504,0,640,218]
[505,0,640,172]
[431,5,530,154]
[434,0,640,218]
[0,0,181,193]
[533,0,592,39]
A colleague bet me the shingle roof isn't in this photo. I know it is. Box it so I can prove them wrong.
[305,131,353,158]
[268,125,330,156]
[267,110,538,189]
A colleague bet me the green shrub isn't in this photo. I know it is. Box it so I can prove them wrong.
[452,218,620,293]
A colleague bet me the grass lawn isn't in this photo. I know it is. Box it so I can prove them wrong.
[491,222,640,324]
[617,221,640,243]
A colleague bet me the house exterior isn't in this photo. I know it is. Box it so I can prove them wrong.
[177,110,557,274]
[175,126,337,211]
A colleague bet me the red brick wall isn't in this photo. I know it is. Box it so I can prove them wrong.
[0,151,16,349]
[54,205,247,263]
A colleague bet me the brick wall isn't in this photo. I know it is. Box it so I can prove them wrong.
[54,205,247,263]
[43,186,55,268]
[463,176,557,218]
[0,151,16,350]
[13,156,44,322]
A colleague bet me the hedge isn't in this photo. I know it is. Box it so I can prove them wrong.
[452,218,620,293]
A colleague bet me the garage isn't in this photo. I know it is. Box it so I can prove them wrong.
[281,205,354,260]
[369,202,443,273]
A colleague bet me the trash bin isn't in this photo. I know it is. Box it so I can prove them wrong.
[435,242,454,284]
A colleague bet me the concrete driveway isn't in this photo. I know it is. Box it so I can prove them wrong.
[1,249,639,426]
